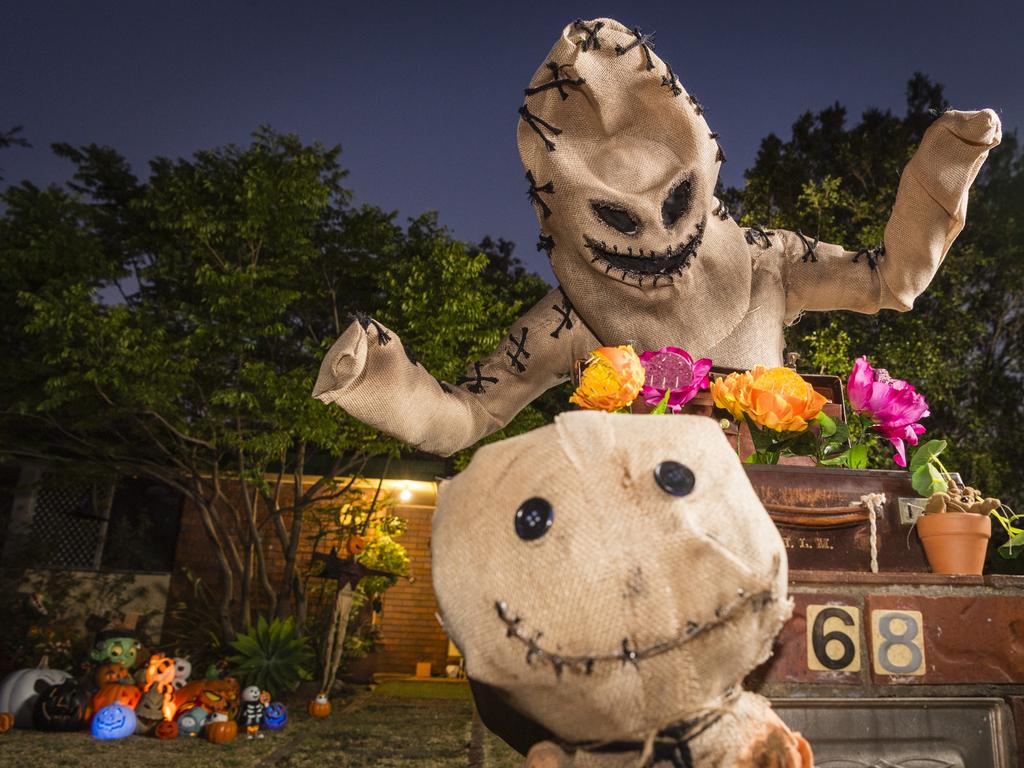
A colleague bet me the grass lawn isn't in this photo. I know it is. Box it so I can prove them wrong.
[0,680,523,767]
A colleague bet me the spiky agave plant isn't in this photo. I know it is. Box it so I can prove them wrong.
[227,616,314,697]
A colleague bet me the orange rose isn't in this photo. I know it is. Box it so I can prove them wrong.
[569,346,645,412]
[712,366,826,432]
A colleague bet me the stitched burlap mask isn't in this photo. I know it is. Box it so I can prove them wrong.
[518,19,750,354]
[433,413,792,745]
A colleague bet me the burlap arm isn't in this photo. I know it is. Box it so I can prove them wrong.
[312,288,597,456]
[781,108,1001,321]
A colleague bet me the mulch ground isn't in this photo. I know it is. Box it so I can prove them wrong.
[0,680,522,767]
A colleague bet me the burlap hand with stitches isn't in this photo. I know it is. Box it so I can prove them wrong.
[313,17,1000,456]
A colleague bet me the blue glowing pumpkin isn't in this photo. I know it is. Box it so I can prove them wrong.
[261,701,287,730]
[91,703,137,740]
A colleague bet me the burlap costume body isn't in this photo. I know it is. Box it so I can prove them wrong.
[313,18,1001,455]
[433,412,810,766]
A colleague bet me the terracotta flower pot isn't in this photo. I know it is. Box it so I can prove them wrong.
[917,512,991,575]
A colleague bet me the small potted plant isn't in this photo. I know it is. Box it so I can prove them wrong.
[910,440,1022,574]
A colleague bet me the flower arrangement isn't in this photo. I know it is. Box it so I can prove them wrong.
[570,345,711,414]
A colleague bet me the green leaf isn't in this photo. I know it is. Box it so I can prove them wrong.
[909,440,947,473]
[911,463,945,497]
[848,443,868,469]
[998,527,1024,559]
[650,389,671,415]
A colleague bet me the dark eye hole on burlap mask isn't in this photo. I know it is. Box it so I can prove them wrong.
[592,202,639,235]
[661,176,694,228]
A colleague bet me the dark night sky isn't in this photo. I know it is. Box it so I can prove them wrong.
[3,0,1021,285]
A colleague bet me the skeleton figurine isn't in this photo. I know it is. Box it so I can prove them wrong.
[433,412,809,766]
[239,685,265,739]
[313,18,1001,456]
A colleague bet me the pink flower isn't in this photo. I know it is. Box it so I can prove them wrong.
[847,356,930,467]
[638,347,712,413]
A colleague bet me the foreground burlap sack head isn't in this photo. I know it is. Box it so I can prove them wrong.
[313,17,1000,457]
[433,412,806,765]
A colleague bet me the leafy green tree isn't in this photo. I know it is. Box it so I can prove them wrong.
[729,75,1023,507]
[0,127,547,641]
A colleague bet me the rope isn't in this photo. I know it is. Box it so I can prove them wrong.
[859,493,886,573]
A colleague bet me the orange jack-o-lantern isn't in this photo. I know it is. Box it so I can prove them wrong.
[92,682,142,713]
[173,677,239,717]
[307,693,331,718]
[0,711,13,733]
[154,719,178,740]
[94,663,131,688]
[344,535,367,556]
[206,718,237,744]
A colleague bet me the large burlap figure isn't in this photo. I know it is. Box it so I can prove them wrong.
[313,18,1001,456]
[434,412,809,767]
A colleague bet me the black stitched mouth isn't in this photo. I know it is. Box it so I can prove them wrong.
[583,215,706,288]
[495,553,780,678]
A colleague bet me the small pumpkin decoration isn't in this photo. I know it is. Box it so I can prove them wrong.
[92,681,142,713]
[0,668,71,728]
[307,692,331,718]
[344,534,367,556]
[154,719,179,740]
[32,680,88,731]
[91,703,136,740]
[94,662,131,688]
[206,715,238,744]
[261,701,288,730]
[0,711,13,733]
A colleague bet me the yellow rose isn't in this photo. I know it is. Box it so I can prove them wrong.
[569,346,645,412]
[712,366,826,432]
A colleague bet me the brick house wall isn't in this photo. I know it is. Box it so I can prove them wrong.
[165,477,450,676]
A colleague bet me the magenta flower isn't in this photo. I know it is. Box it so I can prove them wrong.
[847,356,929,467]
[638,347,712,413]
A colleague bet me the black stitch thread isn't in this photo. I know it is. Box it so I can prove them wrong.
[660,63,682,96]
[536,234,555,256]
[715,143,726,163]
[438,380,453,394]
[524,61,585,101]
[744,225,775,249]
[550,291,575,339]
[456,362,498,394]
[687,93,704,117]
[506,327,530,373]
[573,19,604,51]
[796,230,819,263]
[349,312,391,346]
[518,105,562,152]
[615,27,656,70]
[525,170,554,219]
[853,245,885,271]
[713,200,730,221]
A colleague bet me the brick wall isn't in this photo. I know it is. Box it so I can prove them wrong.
[166,478,449,676]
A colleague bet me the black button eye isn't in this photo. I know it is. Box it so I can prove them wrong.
[654,461,695,497]
[592,202,639,235]
[515,497,554,540]
[661,176,693,228]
